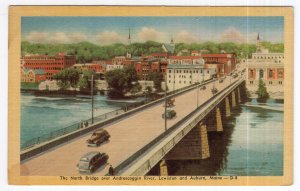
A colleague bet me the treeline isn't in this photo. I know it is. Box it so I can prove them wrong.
[21,41,284,63]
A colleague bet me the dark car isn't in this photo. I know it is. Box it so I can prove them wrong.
[211,87,218,95]
[233,73,238,78]
[219,79,224,83]
[77,151,109,173]
[162,109,176,119]
[86,129,110,147]
[200,85,206,90]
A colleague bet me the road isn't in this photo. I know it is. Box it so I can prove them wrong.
[21,76,239,176]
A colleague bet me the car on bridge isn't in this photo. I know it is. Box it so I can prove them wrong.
[77,151,109,174]
[86,129,110,147]
[233,73,238,78]
[162,109,176,119]
[200,85,206,90]
[211,87,218,95]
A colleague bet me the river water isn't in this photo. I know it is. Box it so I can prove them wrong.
[21,93,283,176]
[20,92,125,145]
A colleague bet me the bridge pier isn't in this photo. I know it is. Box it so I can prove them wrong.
[206,107,223,132]
[159,160,168,176]
[225,97,231,117]
[231,90,237,108]
[237,88,241,103]
[164,122,210,160]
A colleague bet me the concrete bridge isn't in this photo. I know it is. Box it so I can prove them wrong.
[21,76,246,176]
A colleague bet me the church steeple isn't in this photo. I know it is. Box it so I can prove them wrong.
[256,33,261,53]
[128,28,131,45]
[126,28,132,58]
[170,36,174,45]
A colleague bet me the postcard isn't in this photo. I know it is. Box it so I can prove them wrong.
[8,6,293,185]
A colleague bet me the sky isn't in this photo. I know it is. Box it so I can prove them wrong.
[21,16,284,45]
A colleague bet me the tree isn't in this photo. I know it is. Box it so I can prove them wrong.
[256,79,269,102]
[105,67,139,98]
[105,69,127,98]
[148,72,163,91]
[52,68,80,90]
[78,70,96,93]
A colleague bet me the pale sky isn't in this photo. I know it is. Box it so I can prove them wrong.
[21,16,284,45]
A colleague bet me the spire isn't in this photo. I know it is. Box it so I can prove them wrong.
[257,33,260,41]
[126,28,132,58]
[128,28,131,45]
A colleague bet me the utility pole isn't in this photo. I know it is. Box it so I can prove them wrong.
[91,74,94,124]
[197,70,199,108]
[164,74,167,131]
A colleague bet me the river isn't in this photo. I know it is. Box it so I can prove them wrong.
[20,92,127,145]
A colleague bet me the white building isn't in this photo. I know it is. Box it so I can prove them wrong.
[106,64,124,71]
[245,33,284,98]
[166,57,216,91]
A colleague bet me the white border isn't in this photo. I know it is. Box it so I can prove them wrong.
[1,0,299,191]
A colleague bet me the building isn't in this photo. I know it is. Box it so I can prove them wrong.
[21,53,76,80]
[246,33,284,98]
[72,63,105,73]
[166,56,216,91]
[106,64,124,71]
[21,69,46,83]
[162,38,175,55]
[112,56,127,65]
[202,53,237,76]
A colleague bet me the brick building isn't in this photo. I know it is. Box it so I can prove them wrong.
[202,53,237,76]
[21,53,76,80]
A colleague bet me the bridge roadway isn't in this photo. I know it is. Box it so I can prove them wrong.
[21,76,239,176]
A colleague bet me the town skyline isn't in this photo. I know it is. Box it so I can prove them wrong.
[21,16,284,45]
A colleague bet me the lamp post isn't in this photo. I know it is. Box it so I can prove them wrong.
[91,74,94,124]
[164,73,167,131]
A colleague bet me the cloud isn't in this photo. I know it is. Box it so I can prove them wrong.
[23,31,48,43]
[96,31,125,45]
[175,30,199,43]
[49,32,69,44]
[23,31,88,44]
[220,27,244,43]
[69,33,88,43]
[138,27,164,42]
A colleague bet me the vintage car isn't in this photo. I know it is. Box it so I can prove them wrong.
[200,85,206,90]
[77,151,109,173]
[164,98,175,107]
[233,73,238,78]
[86,129,110,147]
[162,109,176,119]
[219,79,224,83]
[211,87,218,95]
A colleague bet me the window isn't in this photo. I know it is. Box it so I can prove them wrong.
[269,69,273,78]
[278,69,283,78]
[259,69,264,79]
[279,81,282,85]
[269,81,273,85]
